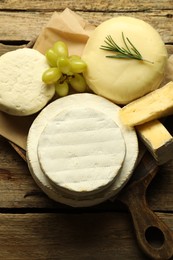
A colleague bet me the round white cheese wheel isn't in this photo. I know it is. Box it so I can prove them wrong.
[82,16,168,104]
[0,48,55,116]
[37,107,125,195]
[27,93,138,207]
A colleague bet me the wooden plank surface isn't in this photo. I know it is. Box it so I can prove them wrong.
[0,212,173,260]
[0,0,172,11]
[0,11,173,42]
[0,1,173,259]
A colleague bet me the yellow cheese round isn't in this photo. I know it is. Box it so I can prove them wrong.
[82,16,168,104]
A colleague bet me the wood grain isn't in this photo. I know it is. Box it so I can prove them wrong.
[0,0,172,12]
[0,212,172,260]
[0,11,173,42]
[118,152,173,259]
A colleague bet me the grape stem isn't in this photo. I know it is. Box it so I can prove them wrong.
[59,74,75,84]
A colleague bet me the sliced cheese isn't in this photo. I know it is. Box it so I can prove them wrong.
[0,48,55,116]
[26,93,138,207]
[37,108,125,195]
[82,16,167,104]
[120,81,173,126]
[136,120,173,165]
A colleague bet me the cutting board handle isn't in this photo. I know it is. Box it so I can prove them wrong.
[117,150,173,259]
[124,184,173,259]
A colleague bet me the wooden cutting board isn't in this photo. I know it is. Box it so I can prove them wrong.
[117,150,173,259]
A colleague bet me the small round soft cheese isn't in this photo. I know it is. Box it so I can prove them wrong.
[37,107,125,195]
[0,48,55,115]
[82,16,168,104]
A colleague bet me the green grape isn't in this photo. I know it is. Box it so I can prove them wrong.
[57,57,73,75]
[69,55,81,60]
[45,48,58,67]
[69,56,87,73]
[55,81,69,97]
[53,41,68,58]
[42,68,62,84]
[69,74,87,92]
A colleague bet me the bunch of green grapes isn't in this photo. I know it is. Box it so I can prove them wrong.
[42,41,87,97]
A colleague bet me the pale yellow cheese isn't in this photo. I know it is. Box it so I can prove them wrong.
[136,120,173,165]
[120,81,173,126]
[137,120,171,149]
[82,16,168,105]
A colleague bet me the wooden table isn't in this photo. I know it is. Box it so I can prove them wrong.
[0,1,173,259]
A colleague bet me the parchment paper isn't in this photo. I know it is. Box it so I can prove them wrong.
[0,8,95,150]
[0,8,172,150]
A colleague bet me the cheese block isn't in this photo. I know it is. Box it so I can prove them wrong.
[27,93,138,207]
[82,16,167,104]
[37,108,125,195]
[0,48,55,116]
[136,120,173,165]
[120,81,173,126]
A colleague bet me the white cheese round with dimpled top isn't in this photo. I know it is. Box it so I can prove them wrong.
[82,16,168,104]
[27,93,138,207]
[37,107,125,195]
[0,48,55,116]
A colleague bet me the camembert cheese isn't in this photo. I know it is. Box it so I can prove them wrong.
[27,93,138,207]
[37,108,125,195]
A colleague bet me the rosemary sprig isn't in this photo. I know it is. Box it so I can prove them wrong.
[100,32,153,63]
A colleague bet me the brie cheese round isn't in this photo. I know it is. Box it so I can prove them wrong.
[0,48,55,116]
[37,107,125,195]
[82,16,168,104]
[27,93,138,207]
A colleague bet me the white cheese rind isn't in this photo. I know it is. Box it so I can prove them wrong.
[0,48,55,116]
[37,108,125,195]
[82,16,167,104]
[26,93,138,207]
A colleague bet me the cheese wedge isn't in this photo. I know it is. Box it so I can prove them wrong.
[136,120,173,165]
[27,93,138,207]
[120,81,173,126]
[37,108,125,195]
[82,16,167,104]
[0,48,55,116]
